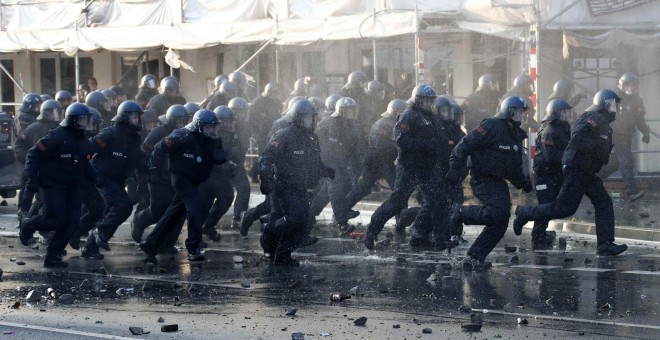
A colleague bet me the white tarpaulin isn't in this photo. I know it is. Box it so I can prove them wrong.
[0,0,453,52]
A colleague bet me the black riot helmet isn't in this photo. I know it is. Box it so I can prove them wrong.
[382,99,407,119]
[101,89,117,109]
[324,94,342,114]
[87,107,104,135]
[37,99,62,122]
[109,85,126,102]
[618,72,639,95]
[262,82,280,98]
[60,102,91,130]
[291,78,307,96]
[214,105,236,132]
[140,74,157,89]
[55,90,73,109]
[85,91,110,115]
[187,109,219,139]
[21,93,43,114]
[513,74,534,96]
[308,97,325,114]
[219,81,238,99]
[495,96,528,126]
[477,73,495,91]
[184,102,201,116]
[40,94,53,101]
[141,109,159,132]
[159,77,179,97]
[543,98,572,122]
[366,80,384,97]
[112,100,144,130]
[432,96,453,121]
[291,99,318,132]
[411,84,437,113]
[332,97,358,119]
[551,79,574,100]
[165,104,191,129]
[592,89,620,122]
[450,103,465,125]
[228,71,247,90]
[214,74,228,91]
[346,71,368,89]
[228,97,248,117]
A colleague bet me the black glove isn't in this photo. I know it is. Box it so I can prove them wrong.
[323,167,335,180]
[260,178,274,195]
[445,168,462,185]
[220,160,238,172]
[642,132,650,144]
[522,179,533,193]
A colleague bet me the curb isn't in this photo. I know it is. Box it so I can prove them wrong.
[527,220,660,242]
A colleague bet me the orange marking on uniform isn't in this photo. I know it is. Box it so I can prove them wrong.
[476,127,487,135]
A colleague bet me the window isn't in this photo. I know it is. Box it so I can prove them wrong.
[0,60,15,114]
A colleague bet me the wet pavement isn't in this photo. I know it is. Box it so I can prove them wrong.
[0,191,658,339]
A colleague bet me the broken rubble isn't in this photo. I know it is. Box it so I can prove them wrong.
[26,290,40,302]
[285,307,298,316]
[58,294,74,305]
[161,324,178,332]
[129,327,149,335]
[233,256,244,263]
[353,316,368,326]
[422,328,432,334]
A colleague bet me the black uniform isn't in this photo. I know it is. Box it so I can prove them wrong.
[131,125,177,242]
[516,108,616,245]
[83,124,148,254]
[24,126,94,262]
[449,118,528,261]
[146,94,187,115]
[143,128,227,253]
[201,121,250,230]
[248,95,283,180]
[316,115,365,225]
[135,88,158,109]
[344,114,397,210]
[15,120,57,215]
[531,119,571,242]
[205,93,230,111]
[259,124,330,262]
[442,119,467,237]
[365,106,451,246]
[339,87,369,132]
[461,88,500,131]
[610,90,649,195]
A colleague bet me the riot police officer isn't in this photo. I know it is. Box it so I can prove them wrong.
[140,109,227,263]
[248,83,283,182]
[206,81,238,111]
[201,74,228,108]
[14,93,43,138]
[344,99,405,218]
[229,71,249,99]
[131,104,190,243]
[110,85,127,104]
[611,72,650,201]
[55,90,73,111]
[513,90,628,257]
[147,78,187,115]
[462,74,500,130]
[85,91,111,127]
[81,101,148,259]
[365,80,387,127]
[447,96,531,270]
[136,74,158,109]
[15,99,62,219]
[316,97,366,232]
[549,79,587,110]
[259,99,334,266]
[339,71,369,130]
[519,98,572,248]
[198,106,238,242]
[71,107,105,250]
[363,85,452,250]
[20,103,94,267]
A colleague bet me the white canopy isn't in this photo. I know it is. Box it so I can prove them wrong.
[0,0,461,52]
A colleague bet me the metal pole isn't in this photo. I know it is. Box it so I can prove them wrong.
[75,50,81,102]
[413,5,419,85]
[0,62,27,95]
[534,0,541,122]
[372,8,377,81]
[235,39,273,73]
[275,15,280,83]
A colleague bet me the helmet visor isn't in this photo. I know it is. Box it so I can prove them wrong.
[147,79,156,89]
[201,122,219,139]
[302,114,316,131]
[127,112,141,128]
[606,99,619,114]
[220,119,236,132]
[512,108,526,124]
[559,108,572,122]
[74,115,91,130]
[172,117,189,129]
